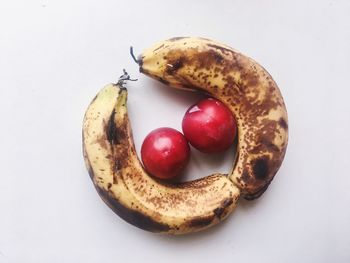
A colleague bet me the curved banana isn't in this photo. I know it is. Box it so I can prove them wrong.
[83,82,240,234]
[137,37,288,199]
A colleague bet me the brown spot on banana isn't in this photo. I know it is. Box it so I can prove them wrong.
[82,84,240,234]
[138,37,288,199]
[187,215,215,228]
[213,198,234,219]
[168,37,187,42]
[278,117,288,130]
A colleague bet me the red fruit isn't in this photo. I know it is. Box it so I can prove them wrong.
[141,127,190,180]
[182,98,237,153]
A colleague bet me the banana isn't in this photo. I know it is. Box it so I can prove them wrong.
[83,79,240,234]
[137,37,288,199]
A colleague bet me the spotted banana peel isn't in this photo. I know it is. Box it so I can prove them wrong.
[82,37,288,234]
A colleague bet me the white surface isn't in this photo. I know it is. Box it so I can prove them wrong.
[1,0,349,262]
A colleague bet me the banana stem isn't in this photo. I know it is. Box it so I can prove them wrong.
[130,46,139,64]
[118,69,137,86]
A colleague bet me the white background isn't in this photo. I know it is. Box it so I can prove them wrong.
[1,0,349,262]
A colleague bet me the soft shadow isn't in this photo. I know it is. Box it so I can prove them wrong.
[179,144,237,182]
[236,192,269,211]
[147,197,264,243]
[190,147,232,168]
[140,210,239,244]
[143,77,207,107]
[180,137,238,182]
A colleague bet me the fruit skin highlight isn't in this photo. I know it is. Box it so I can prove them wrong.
[141,127,190,180]
[182,98,237,153]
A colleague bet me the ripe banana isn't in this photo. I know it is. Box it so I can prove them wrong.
[137,37,288,199]
[83,79,240,234]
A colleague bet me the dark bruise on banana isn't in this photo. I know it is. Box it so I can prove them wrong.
[82,37,288,234]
